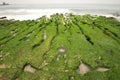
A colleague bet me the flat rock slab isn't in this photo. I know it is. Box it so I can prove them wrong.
[96,67,110,72]
[24,64,37,73]
[78,62,91,75]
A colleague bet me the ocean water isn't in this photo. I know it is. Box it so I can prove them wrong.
[0,4,120,20]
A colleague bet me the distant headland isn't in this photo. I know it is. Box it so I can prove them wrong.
[0,2,10,6]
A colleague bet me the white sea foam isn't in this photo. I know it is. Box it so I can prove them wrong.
[0,9,71,20]
[0,9,120,21]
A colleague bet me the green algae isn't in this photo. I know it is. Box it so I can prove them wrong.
[0,13,120,80]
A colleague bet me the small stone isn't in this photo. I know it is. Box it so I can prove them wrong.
[59,48,65,53]
[96,67,110,72]
[58,46,66,53]
[24,64,36,73]
[0,16,7,19]
[78,61,91,75]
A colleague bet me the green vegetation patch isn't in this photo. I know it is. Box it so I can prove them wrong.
[0,14,120,80]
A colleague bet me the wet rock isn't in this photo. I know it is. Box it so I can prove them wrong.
[96,67,110,72]
[10,19,15,21]
[113,12,120,17]
[77,61,91,75]
[0,16,7,19]
[24,64,37,73]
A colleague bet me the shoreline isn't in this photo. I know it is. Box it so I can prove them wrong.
[0,9,120,21]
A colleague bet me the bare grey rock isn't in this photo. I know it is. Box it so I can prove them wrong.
[58,46,66,53]
[24,64,37,73]
[78,61,91,75]
[96,67,110,72]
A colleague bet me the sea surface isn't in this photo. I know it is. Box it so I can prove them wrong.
[0,4,120,20]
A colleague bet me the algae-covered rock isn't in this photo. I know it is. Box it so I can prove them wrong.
[0,14,120,80]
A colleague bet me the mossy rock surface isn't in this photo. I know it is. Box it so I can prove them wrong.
[0,14,120,80]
